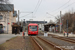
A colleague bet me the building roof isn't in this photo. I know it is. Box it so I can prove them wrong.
[0,4,14,11]
[44,23,56,26]
[13,11,17,17]
[26,21,47,24]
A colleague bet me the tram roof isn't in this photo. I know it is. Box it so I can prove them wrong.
[28,23,38,26]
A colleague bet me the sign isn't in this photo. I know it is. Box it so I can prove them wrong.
[60,23,62,25]
[8,23,10,24]
[13,23,15,25]
[56,25,59,27]
[0,15,3,20]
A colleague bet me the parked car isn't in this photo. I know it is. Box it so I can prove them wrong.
[0,28,4,33]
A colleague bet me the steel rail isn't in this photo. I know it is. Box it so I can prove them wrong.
[49,34,75,43]
[37,36,64,50]
[30,36,43,50]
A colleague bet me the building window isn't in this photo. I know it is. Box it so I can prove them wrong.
[0,15,3,20]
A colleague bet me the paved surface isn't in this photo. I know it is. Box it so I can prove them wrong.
[48,32,75,37]
[25,32,28,36]
[0,33,23,45]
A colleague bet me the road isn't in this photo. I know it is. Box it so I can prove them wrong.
[0,32,42,45]
[0,34,21,44]
[0,32,29,45]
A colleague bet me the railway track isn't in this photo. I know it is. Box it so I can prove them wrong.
[30,36,43,50]
[31,36,65,50]
[49,34,75,44]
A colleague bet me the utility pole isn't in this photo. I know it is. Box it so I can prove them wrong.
[23,19,25,31]
[66,20,68,37]
[7,18,8,34]
[44,20,45,32]
[7,11,9,34]
[44,20,45,24]
[56,23,57,32]
[18,10,20,25]
[21,19,22,27]
[60,11,62,33]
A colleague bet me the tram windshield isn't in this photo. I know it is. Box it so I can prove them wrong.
[29,26,37,31]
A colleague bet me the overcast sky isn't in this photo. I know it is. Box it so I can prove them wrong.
[11,0,75,22]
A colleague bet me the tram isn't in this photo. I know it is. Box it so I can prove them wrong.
[28,23,38,35]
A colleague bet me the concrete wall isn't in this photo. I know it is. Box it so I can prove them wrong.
[0,12,8,33]
[13,17,16,22]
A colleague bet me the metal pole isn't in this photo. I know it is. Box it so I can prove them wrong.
[56,23,57,32]
[18,10,20,34]
[18,10,19,25]
[44,20,45,32]
[66,20,68,37]
[7,11,9,34]
[60,11,62,33]
[21,19,22,27]
[23,19,25,31]
[44,20,45,24]
[7,18,8,34]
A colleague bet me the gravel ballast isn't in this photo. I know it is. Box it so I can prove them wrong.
[41,36,75,50]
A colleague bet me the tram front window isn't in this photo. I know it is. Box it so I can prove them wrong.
[29,26,37,31]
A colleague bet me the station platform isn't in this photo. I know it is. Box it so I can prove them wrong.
[47,32,75,37]
[20,32,28,36]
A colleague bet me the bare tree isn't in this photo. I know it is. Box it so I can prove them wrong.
[49,20,54,24]
[56,11,75,33]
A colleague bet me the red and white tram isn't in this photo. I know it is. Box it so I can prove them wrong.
[28,23,38,35]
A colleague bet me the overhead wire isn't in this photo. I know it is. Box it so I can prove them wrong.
[20,13,32,18]
[51,0,70,12]
[33,0,40,12]
[46,0,71,19]
[33,0,42,15]
[47,0,75,18]
[54,1,75,15]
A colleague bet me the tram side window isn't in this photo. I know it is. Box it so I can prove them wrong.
[29,26,37,31]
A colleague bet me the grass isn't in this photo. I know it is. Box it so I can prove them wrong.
[0,36,25,50]
[0,36,17,46]
[6,36,18,42]
[39,30,44,33]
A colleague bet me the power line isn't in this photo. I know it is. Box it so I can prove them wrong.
[62,1,75,10]
[20,13,32,18]
[46,0,71,19]
[51,0,70,12]
[33,0,42,15]
[54,1,75,15]
[47,1,75,18]
[33,0,40,12]
[46,12,56,17]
